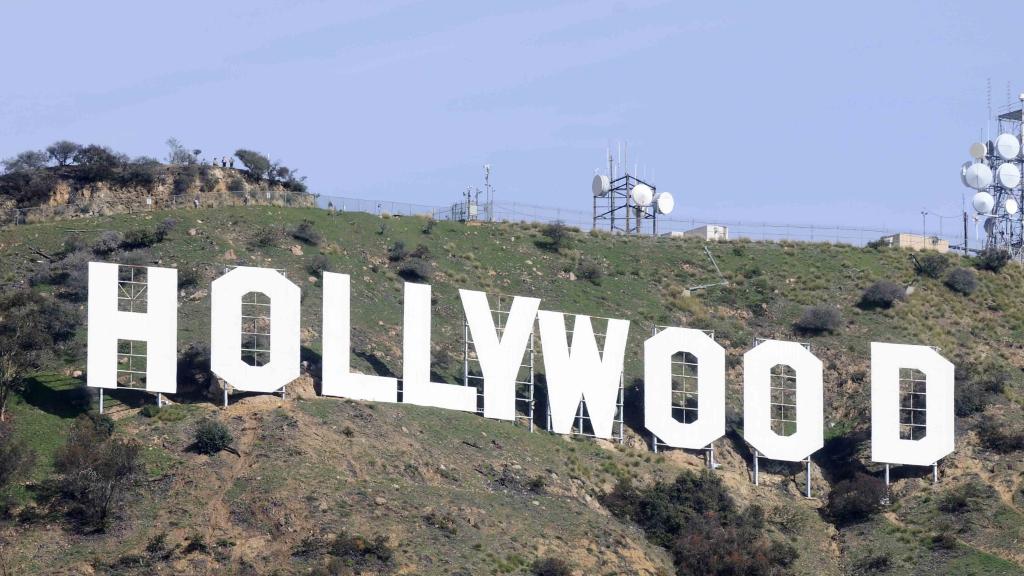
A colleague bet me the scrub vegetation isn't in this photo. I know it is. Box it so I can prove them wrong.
[0,205,1021,574]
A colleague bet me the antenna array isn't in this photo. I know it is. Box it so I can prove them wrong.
[591,142,674,235]
[961,91,1024,260]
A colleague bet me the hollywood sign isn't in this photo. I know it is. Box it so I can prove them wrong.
[87,262,954,468]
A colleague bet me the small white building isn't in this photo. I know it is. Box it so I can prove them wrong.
[670,224,729,241]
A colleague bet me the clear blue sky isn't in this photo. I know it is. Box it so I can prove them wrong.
[0,1,1015,231]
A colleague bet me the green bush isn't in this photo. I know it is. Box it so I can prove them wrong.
[140,404,160,418]
[977,414,1024,453]
[327,531,394,572]
[540,221,572,251]
[192,419,234,454]
[575,257,604,285]
[53,414,141,532]
[92,230,124,255]
[398,258,431,282]
[859,281,905,309]
[290,219,322,246]
[794,306,841,334]
[308,254,330,277]
[914,252,949,278]
[532,557,572,576]
[825,473,886,524]
[387,241,408,262]
[603,470,796,575]
[975,247,1011,272]
[944,267,977,295]
[954,360,1011,416]
[252,226,281,248]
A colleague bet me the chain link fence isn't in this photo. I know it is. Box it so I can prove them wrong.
[317,194,967,248]
[2,189,969,249]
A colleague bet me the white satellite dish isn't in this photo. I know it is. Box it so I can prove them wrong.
[963,163,993,189]
[592,174,610,197]
[997,163,1021,188]
[960,161,972,187]
[972,191,995,214]
[1006,197,1020,215]
[631,184,654,207]
[655,192,675,215]
[969,142,988,159]
[994,133,1021,160]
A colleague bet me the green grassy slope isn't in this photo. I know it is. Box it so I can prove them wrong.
[0,206,1022,575]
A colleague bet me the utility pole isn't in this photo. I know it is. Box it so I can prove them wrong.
[963,211,969,256]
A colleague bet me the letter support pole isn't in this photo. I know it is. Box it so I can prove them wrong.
[753,449,760,485]
[805,458,812,498]
[99,388,104,414]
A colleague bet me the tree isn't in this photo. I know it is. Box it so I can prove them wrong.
[234,149,271,182]
[53,414,141,532]
[1,150,49,173]
[72,145,125,182]
[0,291,78,421]
[46,141,81,166]
[165,138,197,165]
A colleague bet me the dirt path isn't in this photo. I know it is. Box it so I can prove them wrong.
[203,403,270,568]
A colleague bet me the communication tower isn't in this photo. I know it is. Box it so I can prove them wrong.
[592,144,674,235]
[961,93,1024,260]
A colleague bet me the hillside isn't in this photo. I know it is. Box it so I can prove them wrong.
[0,206,1022,575]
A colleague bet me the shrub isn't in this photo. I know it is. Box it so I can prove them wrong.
[0,291,79,420]
[140,405,160,418]
[975,247,1011,272]
[532,557,572,576]
[178,266,201,289]
[944,267,977,295]
[157,218,178,239]
[328,531,394,572]
[603,470,796,575]
[0,422,36,508]
[540,221,572,251]
[794,306,841,334]
[977,414,1024,453]
[954,360,1011,416]
[859,281,905,309]
[575,258,605,284]
[192,419,234,454]
[825,473,886,524]
[308,254,330,277]
[422,217,436,234]
[290,219,322,246]
[93,230,124,255]
[121,228,162,250]
[410,244,431,259]
[914,252,949,278]
[252,226,281,247]
[52,414,140,532]
[398,258,432,282]
[387,241,408,262]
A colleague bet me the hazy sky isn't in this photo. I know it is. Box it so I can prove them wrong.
[1,1,1017,232]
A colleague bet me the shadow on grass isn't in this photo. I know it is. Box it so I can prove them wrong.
[21,374,91,419]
